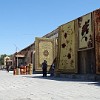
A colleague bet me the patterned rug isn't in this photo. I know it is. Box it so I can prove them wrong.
[35,37,55,71]
[94,9,100,74]
[78,13,94,49]
[57,21,77,73]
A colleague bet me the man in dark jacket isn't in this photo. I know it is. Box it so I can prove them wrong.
[42,60,47,77]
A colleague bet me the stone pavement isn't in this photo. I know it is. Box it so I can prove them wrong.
[0,70,100,100]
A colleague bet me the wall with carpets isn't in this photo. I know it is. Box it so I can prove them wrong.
[78,13,94,49]
[94,9,100,74]
[57,21,77,73]
[35,37,55,71]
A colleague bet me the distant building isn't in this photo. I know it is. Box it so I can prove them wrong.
[12,43,35,68]
[4,56,12,67]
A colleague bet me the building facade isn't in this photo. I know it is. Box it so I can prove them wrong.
[12,8,100,75]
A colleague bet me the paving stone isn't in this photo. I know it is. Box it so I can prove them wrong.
[0,71,100,100]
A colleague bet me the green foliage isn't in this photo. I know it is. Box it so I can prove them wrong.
[0,54,7,65]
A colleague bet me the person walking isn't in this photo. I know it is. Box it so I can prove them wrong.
[6,65,9,72]
[42,60,47,77]
[50,63,55,77]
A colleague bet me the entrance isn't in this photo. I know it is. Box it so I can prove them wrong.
[78,49,95,74]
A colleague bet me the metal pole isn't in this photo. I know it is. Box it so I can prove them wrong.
[17,55,18,68]
[14,44,18,68]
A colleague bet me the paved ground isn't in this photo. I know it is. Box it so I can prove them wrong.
[0,70,100,100]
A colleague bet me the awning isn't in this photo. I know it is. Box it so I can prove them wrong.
[15,54,25,58]
[6,60,12,62]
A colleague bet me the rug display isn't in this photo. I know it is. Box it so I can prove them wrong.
[57,21,77,73]
[35,37,55,71]
[78,13,94,49]
[94,9,100,74]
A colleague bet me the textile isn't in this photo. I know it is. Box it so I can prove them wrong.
[78,13,93,49]
[35,37,54,71]
[94,9,100,74]
[57,21,77,73]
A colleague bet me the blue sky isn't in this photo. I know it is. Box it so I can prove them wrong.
[0,0,100,55]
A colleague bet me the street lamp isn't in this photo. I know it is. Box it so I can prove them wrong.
[14,44,18,68]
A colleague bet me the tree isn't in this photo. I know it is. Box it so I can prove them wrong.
[0,54,7,65]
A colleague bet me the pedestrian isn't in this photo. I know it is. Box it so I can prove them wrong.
[50,63,55,77]
[6,65,9,72]
[42,60,47,77]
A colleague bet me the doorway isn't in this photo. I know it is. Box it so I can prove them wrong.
[78,49,95,74]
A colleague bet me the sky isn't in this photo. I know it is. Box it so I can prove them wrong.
[0,0,100,55]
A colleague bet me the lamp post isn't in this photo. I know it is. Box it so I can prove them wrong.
[14,44,18,68]
[16,53,18,68]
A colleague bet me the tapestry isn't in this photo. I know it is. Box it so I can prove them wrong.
[78,13,93,49]
[57,21,77,73]
[35,37,55,71]
[94,9,100,74]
